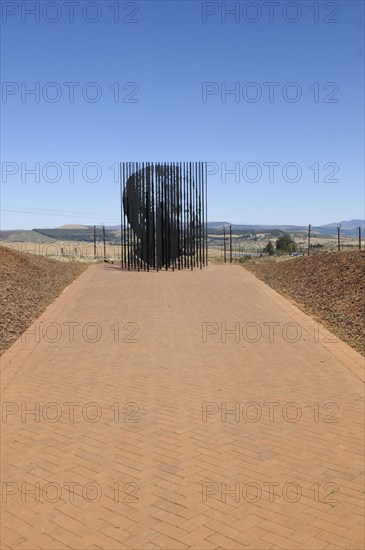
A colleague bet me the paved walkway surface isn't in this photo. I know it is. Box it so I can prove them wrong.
[1,264,364,550]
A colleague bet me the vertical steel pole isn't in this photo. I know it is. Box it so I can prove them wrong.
[127,163,131,270]
[193,162,199,267]
[205,162,208,266]
[152,162,155,269]
[358,226,361,251]
[159,162,163,271]
[164,161,166,269]
[337,225,341,251]
[126,162,130,270]
[138,161,142,271]
[132,162,135,270]
[223,225,226,263]
[171,162,176,271]
[189,162,193,270]
[184,162,187,268]
[187,161,190,269]
[123,162,125,269]
[122,163,126,269]
[168,162,171,269]
[190,161,193,269]
[133,161,137,269]
[201,163,203,267]
[168,161,171,269]
[93,225,96,259]
[166,162,169,270]
[132,162,138,271]
[200,161,203,268]
[125,162,128,270]
[190,162,193,268]
[196,163,199,268]
[162,162,165,269]
[180,162,183,269]
[143,162,145,270]
[155,163,159,272]
[177,162,181,270]
[120,165,122,268]
[103,224,106,261]
[229,224,233,263]
[174,162,178,270]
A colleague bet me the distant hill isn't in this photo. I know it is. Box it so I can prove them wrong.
[32,227,120,243]
[320,219,365,230]
[0,230,56,243]
[1,220,363,242]
[205,220,364,237]
[57,224,89,229]
[207,221,231,229]
[208,220,364,231]
[312,220,364,237]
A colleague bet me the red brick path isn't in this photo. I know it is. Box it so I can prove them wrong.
[1,264,364,549]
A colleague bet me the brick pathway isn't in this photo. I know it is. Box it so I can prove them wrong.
[1,264,364,549]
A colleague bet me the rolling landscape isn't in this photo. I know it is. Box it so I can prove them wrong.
[1,219,364,243]
[2,2,364,548]
[1,218,364,356]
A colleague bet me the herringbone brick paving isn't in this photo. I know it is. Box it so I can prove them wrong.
[1,264,364,549]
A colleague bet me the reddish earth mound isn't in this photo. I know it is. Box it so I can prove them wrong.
[244,251,365,355]
[0,246,88,354]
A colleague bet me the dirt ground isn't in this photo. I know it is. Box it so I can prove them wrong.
[0,246,88,354]
[244,251,365,355]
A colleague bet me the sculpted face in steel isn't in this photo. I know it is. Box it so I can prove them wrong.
[121,162,207,270]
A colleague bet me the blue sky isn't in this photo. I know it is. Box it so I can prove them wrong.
[1,0,364,229]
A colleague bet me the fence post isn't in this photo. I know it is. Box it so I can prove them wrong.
[337,224,341,251]
[93,225,96,259]
[223,225,226,263]
[229,225,232,263]
[103,225,106,261]
[358,226,361,251]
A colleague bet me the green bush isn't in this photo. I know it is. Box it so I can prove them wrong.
[275,233,297,254]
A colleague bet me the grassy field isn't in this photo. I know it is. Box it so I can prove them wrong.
[1,229,362,265]
[2,241,121,262]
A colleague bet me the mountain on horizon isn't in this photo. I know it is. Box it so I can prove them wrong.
[48,219,365,231]
[1,220,364,238]
[57,224,89,230]
[319,219,365,229]
[206,219,364,231]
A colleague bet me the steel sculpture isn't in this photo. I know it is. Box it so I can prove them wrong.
[120,162,207,270]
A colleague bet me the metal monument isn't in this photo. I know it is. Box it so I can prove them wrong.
[120,162,207,270]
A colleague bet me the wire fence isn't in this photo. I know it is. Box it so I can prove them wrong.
[208,224,362,264]
[2,241,121,263]
[2,225,362,264]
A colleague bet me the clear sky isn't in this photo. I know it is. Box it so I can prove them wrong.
[1,0,364,229]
